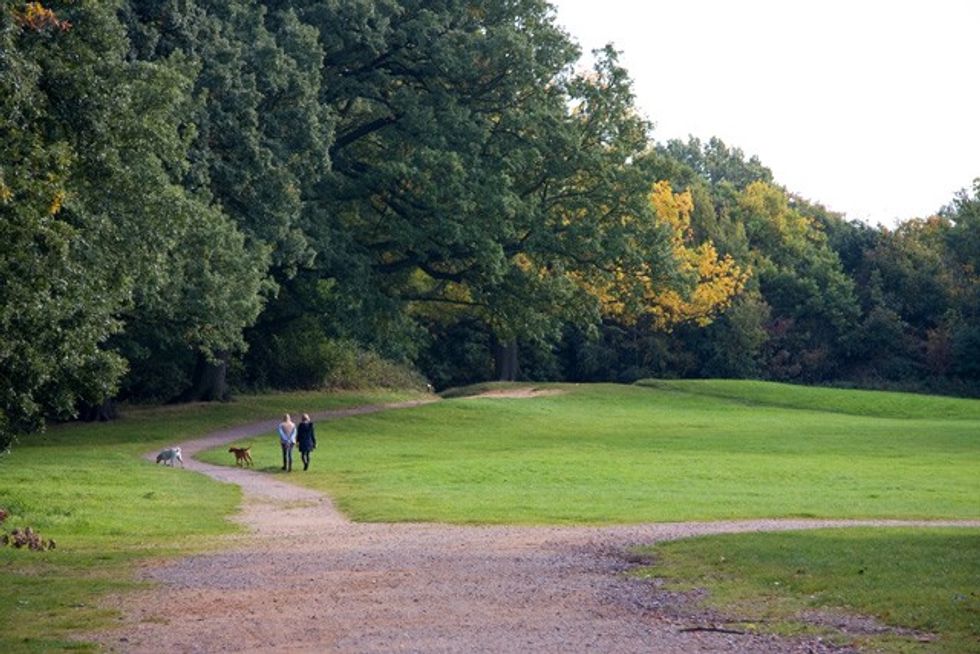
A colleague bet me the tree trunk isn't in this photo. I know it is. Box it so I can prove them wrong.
[494,340,519,381]
[77,399,118,422]
[181,351,230,402]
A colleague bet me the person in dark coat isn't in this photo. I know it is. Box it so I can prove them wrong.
[296,413,316,471]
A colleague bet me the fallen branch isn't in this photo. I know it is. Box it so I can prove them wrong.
[679,626,746,635]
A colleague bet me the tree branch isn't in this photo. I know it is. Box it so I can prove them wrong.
[330,114,399,154]
[402,294,485,308]
[678,626,746,635]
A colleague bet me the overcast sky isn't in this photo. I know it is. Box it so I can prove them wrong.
[550,0,979,226]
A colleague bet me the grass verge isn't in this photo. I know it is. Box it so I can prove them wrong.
[632,528,980,653]
[0,388,424,653]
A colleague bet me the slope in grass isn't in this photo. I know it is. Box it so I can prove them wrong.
[636,379,980,420]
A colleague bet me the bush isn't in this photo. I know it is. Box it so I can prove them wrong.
[322,340,429,391]
[248,316,336,389]
[244,315,429,392]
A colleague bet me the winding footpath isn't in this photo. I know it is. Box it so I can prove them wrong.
[91,401,979,653]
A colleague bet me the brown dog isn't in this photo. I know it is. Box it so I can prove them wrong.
[228,446,253,467]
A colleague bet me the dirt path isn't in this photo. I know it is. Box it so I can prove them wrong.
[92,402,979,653]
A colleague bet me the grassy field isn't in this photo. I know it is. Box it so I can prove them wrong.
[3,380,977,652]
[0,388,423,653]
[634,527,980,653]
[200,381,980,524]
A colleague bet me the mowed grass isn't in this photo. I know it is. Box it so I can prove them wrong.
[0,389,423,653]
[199,381,980,524]
[3,381,976,652]
[635,528,980,653]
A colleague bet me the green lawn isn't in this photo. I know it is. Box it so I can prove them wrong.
[635,528,980,653]
[200,381,980,524]
[3,380,977,652]
[0,388,423,653]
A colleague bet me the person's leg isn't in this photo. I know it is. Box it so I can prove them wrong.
[286,444,293,471]
[302,450,310,470]
[281,443,288,470]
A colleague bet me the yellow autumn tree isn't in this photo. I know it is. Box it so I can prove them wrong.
[592,180,749,330]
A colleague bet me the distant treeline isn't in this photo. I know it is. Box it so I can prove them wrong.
[2,1,978,448]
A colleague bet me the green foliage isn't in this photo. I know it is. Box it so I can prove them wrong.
[321,340,430,391]
[736,182,861,381]
[863,220,953,326]
[0,2,138,446]
[122,0,326,273]
[690,292,771,378]
[952,325,980,380]
[662,136,774,190]
[637,528,980,653]
[256,314,336,389]
[613,143,980,396]
[249,314,428,391]
[201,382,980,524]
[113,0,685,392]
[942,178,980,273]
[302,2,676,355]
[416,319,495,390]
[1,1,271,443]
[837,206,980,387]
[232,272,431,392]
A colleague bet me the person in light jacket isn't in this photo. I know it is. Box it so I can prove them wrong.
[277,413,296,472]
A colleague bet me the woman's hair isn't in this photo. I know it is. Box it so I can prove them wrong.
[302,413,310,422]
[282,413,291,422]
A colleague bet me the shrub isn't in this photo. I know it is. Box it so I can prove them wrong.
[322,340,429,391]
[245,315,430,391]
[254,316,335,389]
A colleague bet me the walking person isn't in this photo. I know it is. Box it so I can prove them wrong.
[277,413,296,472]
[297,413,317,471]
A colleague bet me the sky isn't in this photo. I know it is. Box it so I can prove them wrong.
[550,0,979,226]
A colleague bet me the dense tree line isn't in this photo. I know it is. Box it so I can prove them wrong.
[2,1,977,449]
[537,140,980,393]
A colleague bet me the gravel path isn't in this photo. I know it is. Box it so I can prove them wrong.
[91,402,979,653]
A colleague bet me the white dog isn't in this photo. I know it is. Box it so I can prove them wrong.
[155,446,183,467]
